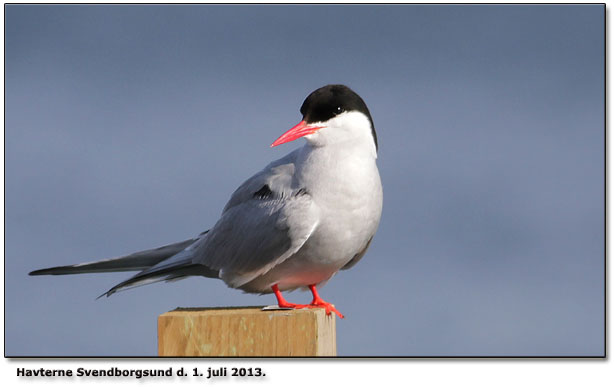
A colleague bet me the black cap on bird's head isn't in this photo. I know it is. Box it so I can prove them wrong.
[271,84,378,150]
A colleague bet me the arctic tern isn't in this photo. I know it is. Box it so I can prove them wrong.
[30,84,383,319]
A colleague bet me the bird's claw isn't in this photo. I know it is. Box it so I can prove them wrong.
[308,301,344,319]
[276,301,344,318]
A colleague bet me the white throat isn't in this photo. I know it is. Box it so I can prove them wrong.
[304,111,377,159]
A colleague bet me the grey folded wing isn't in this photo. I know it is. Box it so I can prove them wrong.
[194,150,320,288]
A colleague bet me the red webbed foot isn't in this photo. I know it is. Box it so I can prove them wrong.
[307,284,344,319]
[270,284,345,319]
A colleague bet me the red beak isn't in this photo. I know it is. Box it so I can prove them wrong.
[271,121,325,147]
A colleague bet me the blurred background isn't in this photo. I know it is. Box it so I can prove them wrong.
[5,4,604,356]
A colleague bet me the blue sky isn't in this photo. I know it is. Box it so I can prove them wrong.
[5,4,604,356]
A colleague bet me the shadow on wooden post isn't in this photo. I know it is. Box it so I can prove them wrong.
[158,306,337,357]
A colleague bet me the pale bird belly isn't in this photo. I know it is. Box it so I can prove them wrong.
[240,183,382,294]
[239,225,367,293]
[240,247,344,293]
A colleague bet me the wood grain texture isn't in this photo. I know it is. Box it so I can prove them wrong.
[158,306,336,357]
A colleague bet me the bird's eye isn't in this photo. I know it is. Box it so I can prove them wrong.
[334,106,344,115]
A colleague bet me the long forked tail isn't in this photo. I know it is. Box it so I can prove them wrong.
[29,231,219,298]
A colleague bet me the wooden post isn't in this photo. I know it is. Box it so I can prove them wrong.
[158,306,337,357]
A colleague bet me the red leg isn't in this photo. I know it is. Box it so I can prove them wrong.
[308,284,345,319]
[272,284,302,308]
[271,284,344,318]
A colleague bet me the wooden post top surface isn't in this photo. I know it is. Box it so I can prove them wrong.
[158,306,337,357]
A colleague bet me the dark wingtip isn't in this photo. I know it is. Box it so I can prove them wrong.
[29,265,76,276]
[96,288,115,300]
[29,268,49,276]
[95,292,108,300]
[96,285,120,300]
